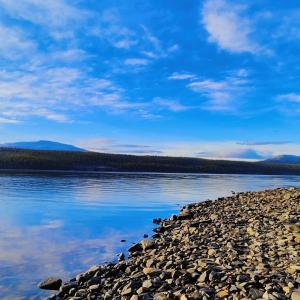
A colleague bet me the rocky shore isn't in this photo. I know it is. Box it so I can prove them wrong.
[42,188,300,300]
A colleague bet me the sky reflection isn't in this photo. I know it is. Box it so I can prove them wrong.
[0,172,299,299]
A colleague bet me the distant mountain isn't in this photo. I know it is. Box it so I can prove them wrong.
[1,140,86,152]
[264,155,300,164]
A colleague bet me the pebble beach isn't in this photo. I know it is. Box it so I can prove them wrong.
[41,188,300,300]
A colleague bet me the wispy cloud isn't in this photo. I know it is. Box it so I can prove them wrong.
[0,0,87,39]
[77,138,300,160]
[141,25,179,59]
[168,72,196,80]
[0,23,36,60]
[275,93,300,114]
[277,93,300,103]
[0,117,20,124]
[124,58,150,66]
[153,97,190,112]
[0,66,147,122]
[201,0,260,54]
[187,74,249,111]
[81,138,162,155]
[49,48,88,62]
[237,141,292,146]
[189,80,228,91]
[91,9,137,50]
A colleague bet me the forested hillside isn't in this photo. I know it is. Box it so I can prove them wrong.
[1,147,300,175]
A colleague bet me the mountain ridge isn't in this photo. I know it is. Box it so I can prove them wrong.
[1,140,86,152]
[264,154,300,164]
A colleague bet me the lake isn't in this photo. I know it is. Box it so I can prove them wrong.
[0,172,299,299]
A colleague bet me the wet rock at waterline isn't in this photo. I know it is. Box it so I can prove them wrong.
[38,277,62,290]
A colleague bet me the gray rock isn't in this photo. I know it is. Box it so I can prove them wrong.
[59,282,78,294]
[38,277,62,290]
[141,239,154,251]
[128,242,143,252]
[249,288,264,299]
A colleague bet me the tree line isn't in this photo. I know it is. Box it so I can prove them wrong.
[1,147,300,175]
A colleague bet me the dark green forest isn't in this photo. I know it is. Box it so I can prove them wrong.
[1,147,300,175]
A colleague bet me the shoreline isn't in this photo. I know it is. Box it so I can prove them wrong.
[1,169,300,178]
[42,188,300,300]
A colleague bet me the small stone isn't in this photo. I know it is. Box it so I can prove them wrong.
[143,268,160,276]
[247,227,256,236]
[292,291,300,300]
[143,279,153,289]
[217,289,229,298]
[210,213,218,221]
[249,288,264,299]
[121,281,141,296]
[208,248,216,256]
[263,291,270,299]
[87,265,100,274]
[153,292,170,300]
[198,271,208,283]
[59,282,78,294]
[237,274,249,282]
[89,284,100,291]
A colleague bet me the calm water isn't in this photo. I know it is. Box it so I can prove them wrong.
[0,172,299,299]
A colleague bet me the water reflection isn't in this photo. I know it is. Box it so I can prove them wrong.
[0,172,299,299]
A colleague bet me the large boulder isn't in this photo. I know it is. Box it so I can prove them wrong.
[38,277,62,290]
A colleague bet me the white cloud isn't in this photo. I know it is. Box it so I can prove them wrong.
[168,72,196,80]
[158,140,300,160]
[0,23,36,60]
[81,138,163,155]
[236,68,249,77]
[124,58,150,66]
[113,39,137,49]
[49,48,88,62]
[71,137,300,160]
[187,74,248,111]
[141,26,179,59]
[277,93,300,103]
[275,93,300,114]
[91,9,137,50]
[168,44,179,53]
[197,148,269,160]
[153,97,190,112]
[0,117,20,124]
[142,25,162,53]
[0,66,146,123]
[0,0,86,38]
[188,79,228,91]
[202,0,260,54]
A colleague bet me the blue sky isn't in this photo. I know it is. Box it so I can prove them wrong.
[0,0,300,160]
